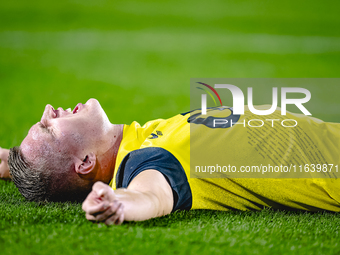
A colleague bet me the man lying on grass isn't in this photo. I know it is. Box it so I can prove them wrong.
[1,98,340,225]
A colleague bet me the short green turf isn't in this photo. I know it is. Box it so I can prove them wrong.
[1,180,340,255]
[1,0,340,254]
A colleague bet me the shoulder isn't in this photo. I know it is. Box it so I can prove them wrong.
[115,147,192,211]
[116,147,185,188]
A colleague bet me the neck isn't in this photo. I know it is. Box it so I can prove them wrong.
[96,124,124,184]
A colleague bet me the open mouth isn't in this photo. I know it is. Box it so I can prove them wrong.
[72,103,83,114]
[73,106,79,114]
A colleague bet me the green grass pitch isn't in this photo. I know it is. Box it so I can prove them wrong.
[1,0,340,254]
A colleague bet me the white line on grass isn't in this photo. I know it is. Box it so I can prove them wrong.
[0,31,339,54]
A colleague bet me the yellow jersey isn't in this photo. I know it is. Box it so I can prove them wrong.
[110,106,340,212]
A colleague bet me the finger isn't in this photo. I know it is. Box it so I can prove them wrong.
[82,191,100,211]
[0,164,11,179]
[92,181,108,193]
[0,148,9,160]
[85,201,110,215]
[85,213,97,222]
[114,206,125,225]
[105,203,124,226]
[0,160,7,168]
[92,181,115,200]
[93,201,121,222]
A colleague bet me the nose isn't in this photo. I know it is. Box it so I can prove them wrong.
[41,104,55,122]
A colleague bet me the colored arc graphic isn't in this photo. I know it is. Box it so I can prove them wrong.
[196,87,217,106]
[197,82,223,106]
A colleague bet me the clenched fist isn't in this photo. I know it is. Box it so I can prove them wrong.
[82,181,124,225]
[0,147,10,180]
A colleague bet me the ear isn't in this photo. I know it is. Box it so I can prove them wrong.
[75,152,97,175]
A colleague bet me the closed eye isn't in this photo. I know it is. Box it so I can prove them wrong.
[39,121,46,129]
[38,121,55,138]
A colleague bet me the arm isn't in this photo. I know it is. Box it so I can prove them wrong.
[0,147,10,180]
[82,170,174,225]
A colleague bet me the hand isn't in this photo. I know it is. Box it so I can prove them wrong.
[0,147,10,180]
[82,181,124,225]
